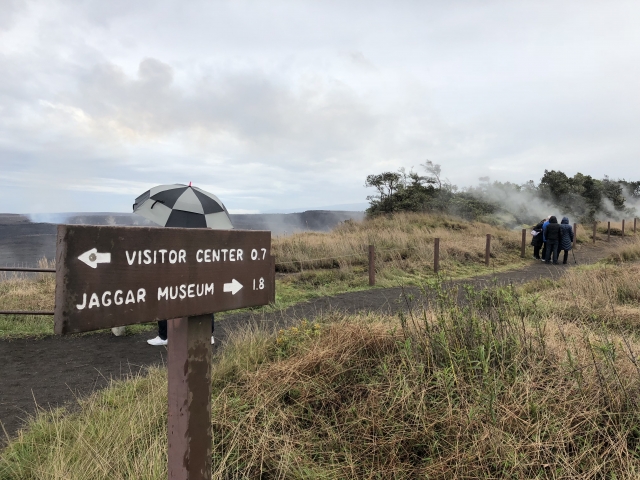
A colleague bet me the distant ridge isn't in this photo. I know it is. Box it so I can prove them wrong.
[262,202,368,214]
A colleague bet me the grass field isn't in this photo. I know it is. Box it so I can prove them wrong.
[272,212,530,304]
[0,259,56,337]
[0,260,152,338]
[0,212,530,338]
[3,256,640,478]
[597,220,638,237]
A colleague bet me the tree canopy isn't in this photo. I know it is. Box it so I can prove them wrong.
[365,165,638,224]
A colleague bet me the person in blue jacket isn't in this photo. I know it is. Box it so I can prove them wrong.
[540,215,552,261]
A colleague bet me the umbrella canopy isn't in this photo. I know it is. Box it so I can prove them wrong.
[133,184,233,229]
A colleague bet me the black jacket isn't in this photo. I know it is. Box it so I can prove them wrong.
[531,221,544,247]
[544,218,561,242]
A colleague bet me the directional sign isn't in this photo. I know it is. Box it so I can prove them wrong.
[54,224,272,334]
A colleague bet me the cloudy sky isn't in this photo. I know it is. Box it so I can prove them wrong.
[1,0,639,214]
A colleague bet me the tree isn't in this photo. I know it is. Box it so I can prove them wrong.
[365,162,492,217]
[421,160,442,189]
[601,176,626,211]
[365,166,440,215]
[364,172,402,213]
[539,170,574,204]
[365,165,635,223]
[365,172,401,200]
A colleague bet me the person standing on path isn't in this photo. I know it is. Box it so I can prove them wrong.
[558,216,574,265]
[129,182,234,346]
[531,218,545,260]
[147,314,215,346]
[540,215,552,261]
[543,216,561,264]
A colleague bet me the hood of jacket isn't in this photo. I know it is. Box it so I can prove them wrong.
[561,217,569,224]
[549,216,558,224]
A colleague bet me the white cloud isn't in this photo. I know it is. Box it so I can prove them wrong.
[1,0,639,213]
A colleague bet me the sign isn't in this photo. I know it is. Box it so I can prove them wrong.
[54,224,272,334]
[53,222,275,479]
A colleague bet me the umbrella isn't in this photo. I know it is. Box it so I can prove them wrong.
[123,183,231,338]
[133,183,233,229]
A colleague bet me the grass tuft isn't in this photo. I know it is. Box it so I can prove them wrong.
[0,259,55,337]
[5,276,640,478]
[605,234,640,264]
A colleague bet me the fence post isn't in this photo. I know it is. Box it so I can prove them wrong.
[592,222,597,244]
[368,245,375,286]
[485,234,491,267]
[521,229,526,258]
[608,221,611,242]
[269,255,276,304]
[622,219,625,238]
[434,238,440,273]
[573,223,577,248]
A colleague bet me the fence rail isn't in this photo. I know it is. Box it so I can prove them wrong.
[0,310,55,315]
[590,219,638,242]
[1,266,55,316]
[0,267,55,273]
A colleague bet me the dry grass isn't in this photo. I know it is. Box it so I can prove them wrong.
[524,235,640,332]
[5,277,640,478]
[0,258,153,338]
[526,262,640,332]
[0,259,55,337]
[596,220,639,238]
[605,234,640,264]
[273,212,524,273]
[272,213,528,303]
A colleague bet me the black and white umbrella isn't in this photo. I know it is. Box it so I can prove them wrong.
[133,183,233,229]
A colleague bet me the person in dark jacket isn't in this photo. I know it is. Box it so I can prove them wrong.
[543,216,561,264]
[531,218,545,260]
[558,216,574,264]
[540,215,552,261]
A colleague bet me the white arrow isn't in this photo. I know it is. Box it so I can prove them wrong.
[223,279,243,295]
[78,248,111,269]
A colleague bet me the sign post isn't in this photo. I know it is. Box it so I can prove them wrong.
[168,315,212,479]
[54,225,273,479]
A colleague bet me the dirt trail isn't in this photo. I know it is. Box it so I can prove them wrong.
[0,237,630,445]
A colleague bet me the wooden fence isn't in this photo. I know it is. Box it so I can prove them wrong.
[277,217,638,286]
[2,218,638,302]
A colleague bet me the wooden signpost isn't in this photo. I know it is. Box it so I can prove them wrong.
[54,225,273,480]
